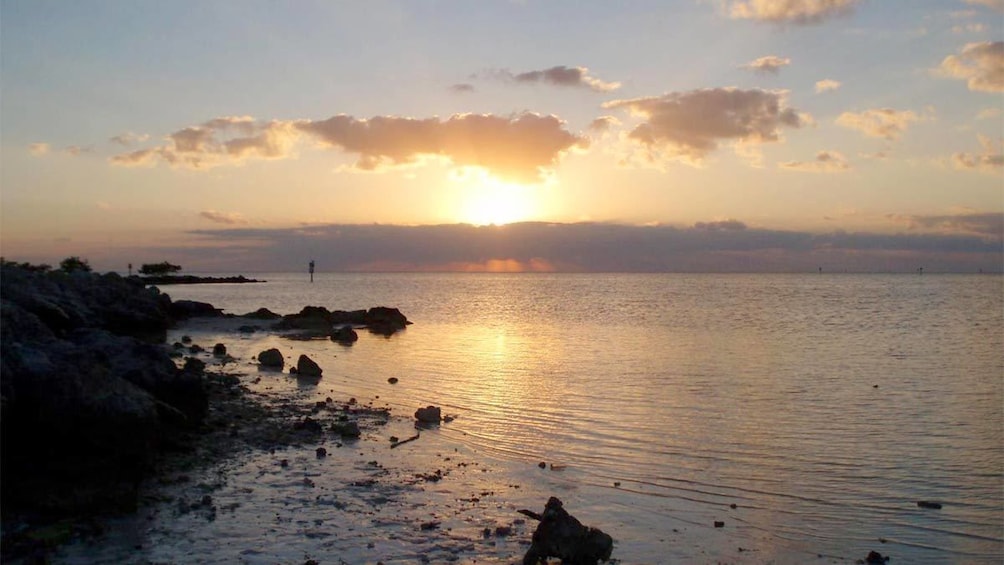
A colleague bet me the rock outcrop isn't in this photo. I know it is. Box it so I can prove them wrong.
[275,306,411,337]
[0,264,208,517]
[521,497,613,565]
[296,354,323,378]
[257,348,285,369]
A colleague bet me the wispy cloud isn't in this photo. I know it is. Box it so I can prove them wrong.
[780,150,850,172]
[742,55,791,74]
[485,65,621,92]
[603,88,806,165]
[449,83,475,93]
[964,0,1004,12]
[28,142,51,156]
[936,41,1004,92]
[836,108,922,140]
[815,79,841,93]
[951,135,1004,173]
[199,210,250,225]
[109,132,150,146]
[725,0,861,25]
[889,212,1003,238]
[110,112,586,183]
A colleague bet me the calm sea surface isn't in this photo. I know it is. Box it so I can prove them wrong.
[155,273,1002,563]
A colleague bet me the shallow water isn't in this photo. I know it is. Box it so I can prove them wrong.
[62,273,1003,563]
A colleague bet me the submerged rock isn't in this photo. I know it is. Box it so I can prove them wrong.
[521,497,613,565]
[331,325,358,344]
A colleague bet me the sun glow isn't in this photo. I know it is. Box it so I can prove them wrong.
[457,171,540,226]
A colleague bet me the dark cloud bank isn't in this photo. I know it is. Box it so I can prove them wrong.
[168,218,1003,273]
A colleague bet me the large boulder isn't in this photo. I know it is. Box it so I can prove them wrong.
[170,299,224,320]
[522,497,614,565]
[257,348,285,369]
[296,354,323,378]
[415,406,442,424]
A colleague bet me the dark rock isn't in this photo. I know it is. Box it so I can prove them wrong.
[331,421,361,439]
[714,521,725,528]
[420,521,440,531]
[181,335,192,344]
[237,325,259,333]
[364,306,410,336]
[865,550,890,563]
[170,300,224,320]
[241,307,281,320]
[331,325,358,344]
[212,343,227,356]
[257,348,284,369]
[917,501,942,509]
[316,447,327,458]
[189,344,205,353]
[495,525,513,537]
[522,497,613,565]
[296,355,322,378]
[293,417,323,434]
[388,377,399,384]
[415,406,442,424]
[538,462,547,469]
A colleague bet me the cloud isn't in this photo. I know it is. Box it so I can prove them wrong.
[951,135,1004,173]
[937,41,1004,92]
[742,55,791,74]
[780,150,850,172]
[815,79,842,93]
[836,108,921,140]
[489,66,621,92]
[109,132,150,146]
[175,220,1002,274]
[964,0,1004,12]
[449,83,475,93]
[28,142,51,156]
[976,107,1001,119]
[588,116,620,132]
[725,0,861,24]
[603,88,806,164]
[952,22,988,33]
[295,112,585,183]
[110,112,584,182]
[199,210,250,225]
[890,212,1003,238]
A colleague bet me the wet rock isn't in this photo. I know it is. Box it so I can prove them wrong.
[714,521,725,528]
[387,377,399,384]
[316,447,327,458]
[181,335,192,344]
[916,500,942,509]
[364,306,410,336]
[538,462,547,469]
[293,417,323,434]
[257,348,284,369]
[331,325,358,344]
[296,355,322,378]
[170,300,224,320]
[415,406,442,424]
[865,550,890,564]
[242,307,281,320]
[212,343,227,356]
[331,421,361,439]
[189,344,205,353]
[521,497,613,565]
[237,325,259,333]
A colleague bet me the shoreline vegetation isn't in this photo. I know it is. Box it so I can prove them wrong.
[0,263,614,564]
[136,274,265,285]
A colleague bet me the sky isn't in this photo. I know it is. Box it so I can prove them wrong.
[1,0,1002,273]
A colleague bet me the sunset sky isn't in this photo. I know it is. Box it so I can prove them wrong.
[2,0,1002,272]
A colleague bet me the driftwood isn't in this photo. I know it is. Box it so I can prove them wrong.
[521,497,613,565]
[390,433,420,449]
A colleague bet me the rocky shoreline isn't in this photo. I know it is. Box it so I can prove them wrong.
[0,264,416,562]
[136,274,264,285]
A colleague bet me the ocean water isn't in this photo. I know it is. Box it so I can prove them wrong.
[70,273,1004,563]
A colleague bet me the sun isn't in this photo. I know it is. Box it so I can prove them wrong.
[458,173,539,226]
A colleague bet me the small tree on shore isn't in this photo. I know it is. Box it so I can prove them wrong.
[59,256,91,273]
[139,261,182,276]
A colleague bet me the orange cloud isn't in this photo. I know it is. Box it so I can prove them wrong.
[199,210,250,225]
[742,55,791,74]
[726,0,861,24]
[951,135,1003,173]
[486,65,621,92]
[296,112,586,183]
[780,150,850,172]
[937,41,1004,93]
[815,79,841,93]
[836,108,921,140]
[603,88,806,164]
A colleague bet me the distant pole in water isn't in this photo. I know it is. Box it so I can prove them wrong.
[917,267,923,275]
[128,263,132,276]
[818,266,822,274]
[309,259,315,283]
